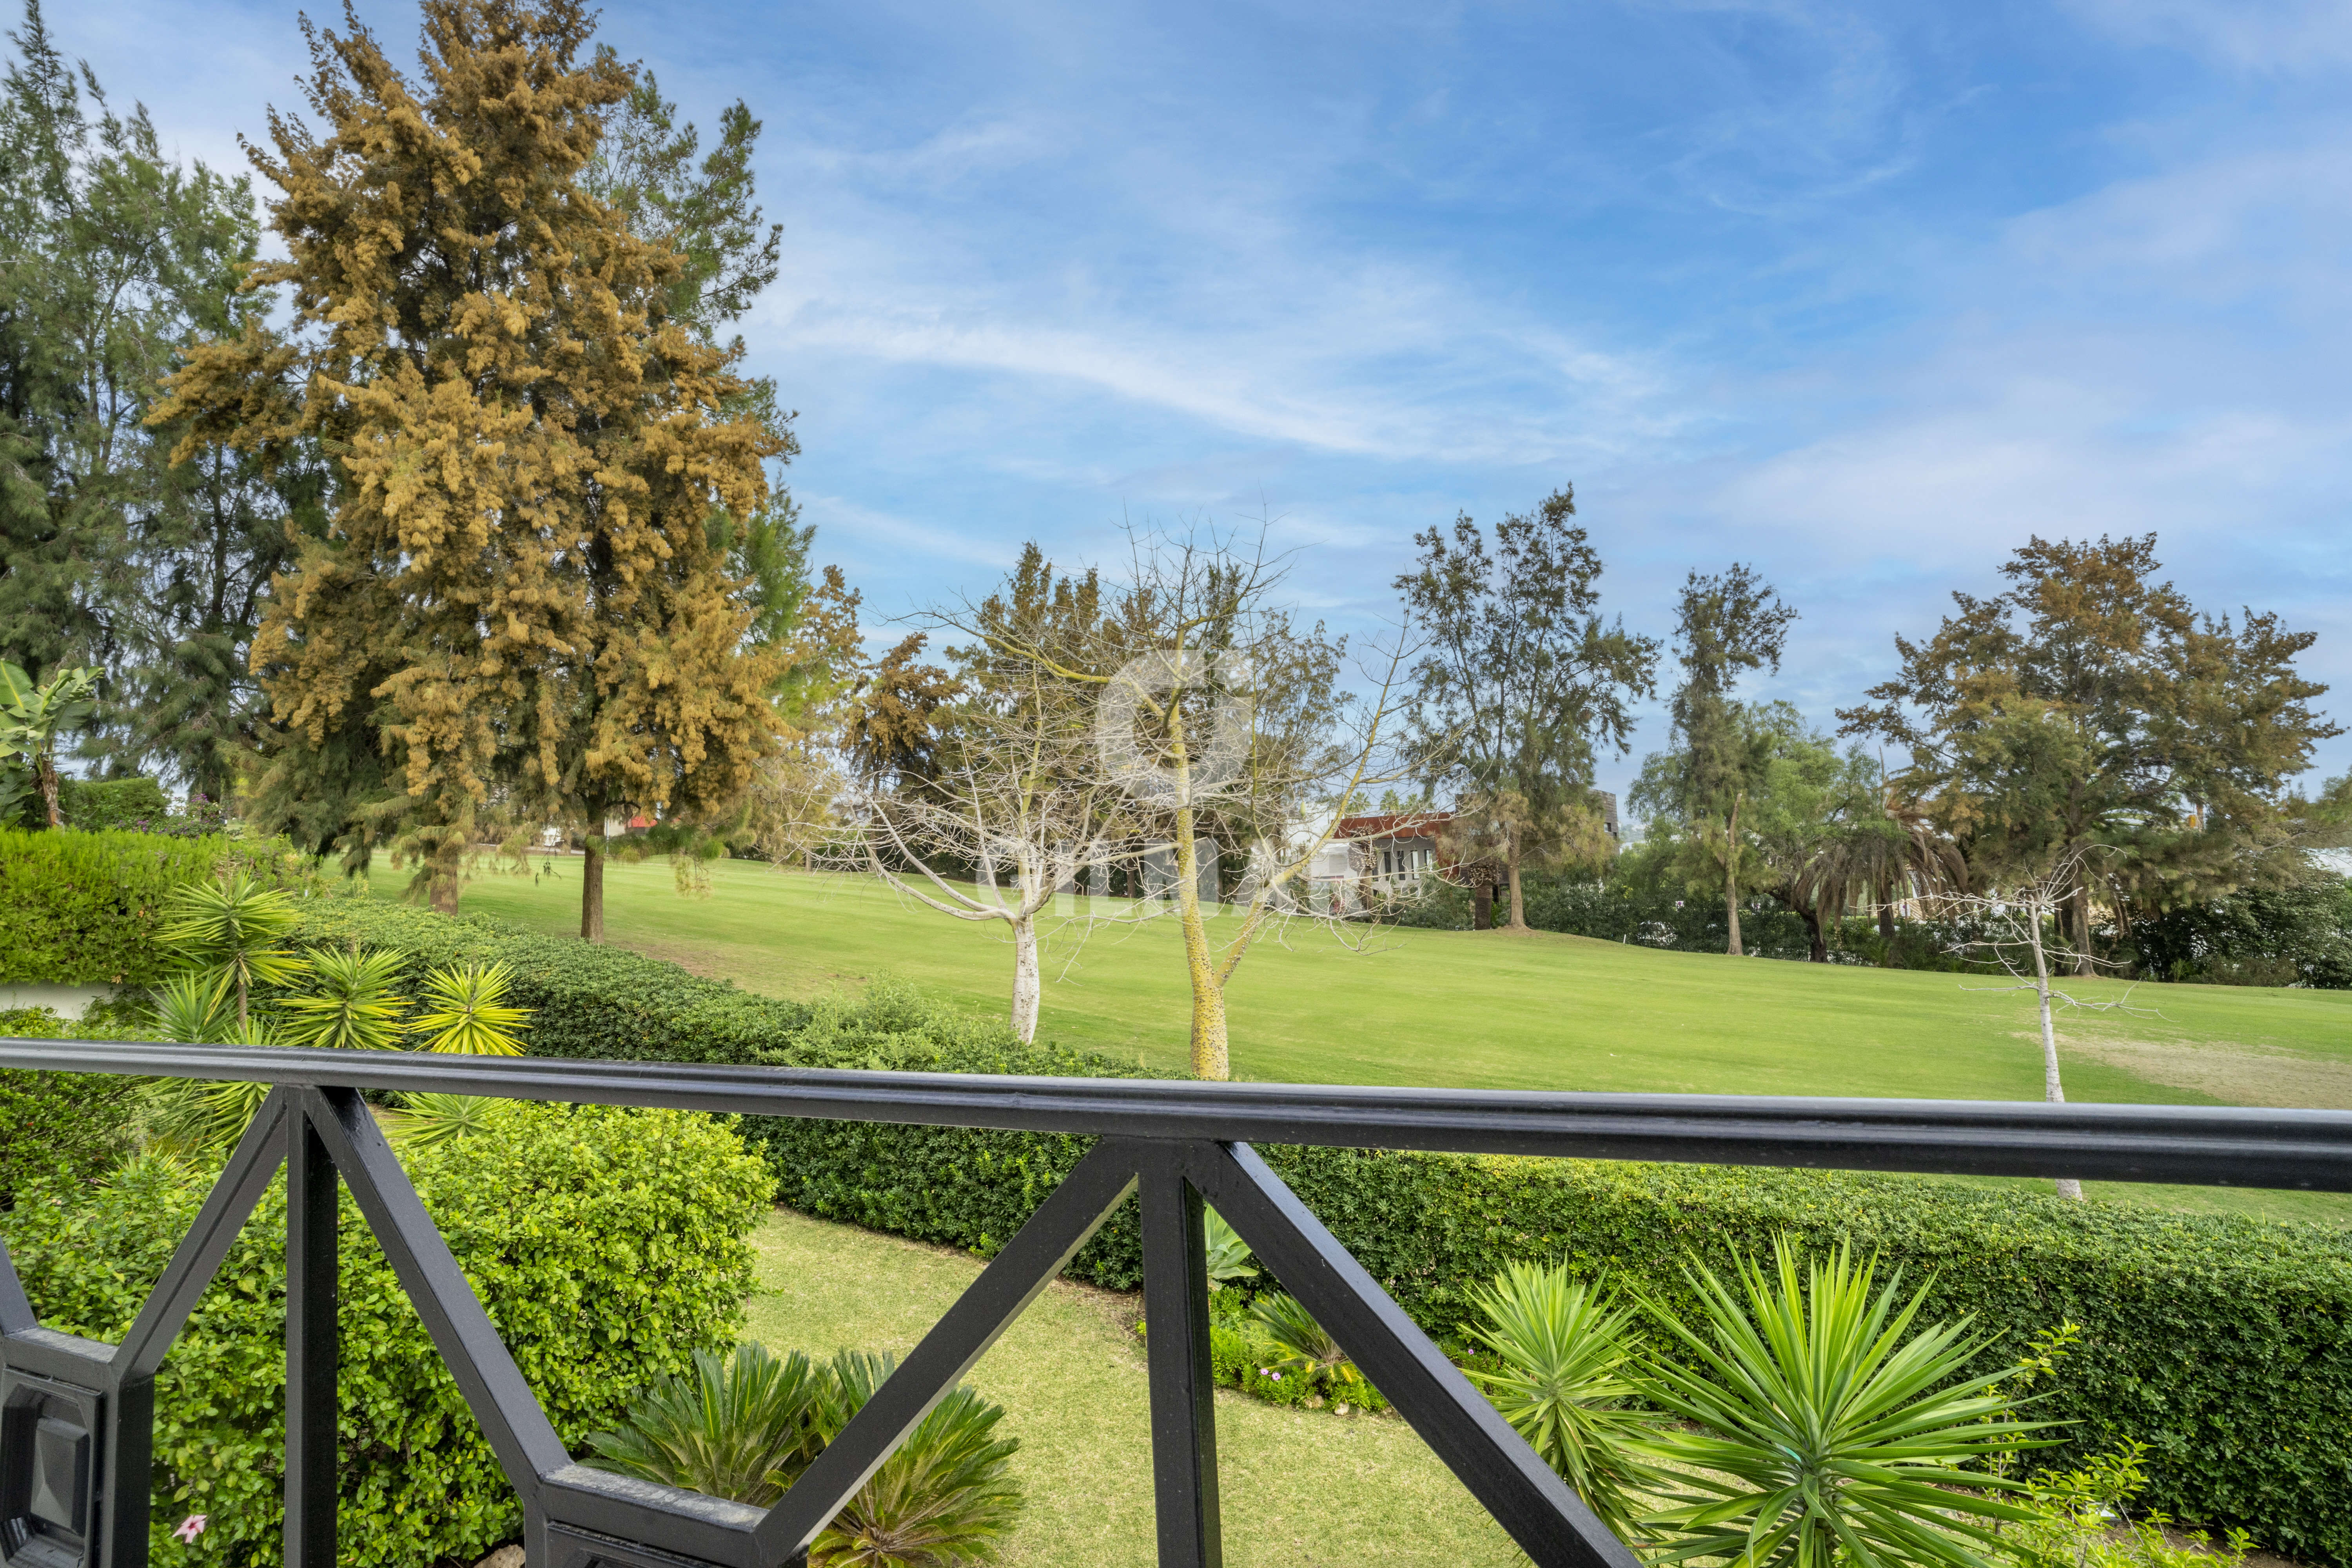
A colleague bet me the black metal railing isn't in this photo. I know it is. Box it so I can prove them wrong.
[4,1038,2350,1568]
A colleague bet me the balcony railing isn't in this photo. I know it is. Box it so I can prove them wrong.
[3,1037,2349,1568]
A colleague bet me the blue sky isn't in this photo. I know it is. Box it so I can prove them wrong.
[71,0,2352,804]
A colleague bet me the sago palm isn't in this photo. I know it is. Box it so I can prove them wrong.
[584,1341,831,1506]
[1638,1239,2051,1568]
[812,1352,1023,1568]
[1464,1262,1663,1540]
[408,960,531,1054]
[279,947,408,1050]
[1249,1293,1364,1394]
[160,873,308,1027]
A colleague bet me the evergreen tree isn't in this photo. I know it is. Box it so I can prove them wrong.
[1394,488,1657,930]
[1839,535,2337,973]
[156,0,785,935]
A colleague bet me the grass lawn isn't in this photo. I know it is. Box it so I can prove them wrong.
[440,856,2352,1225]
[744,1207,1521,1568]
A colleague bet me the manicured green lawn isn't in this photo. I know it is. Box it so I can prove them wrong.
[437,855,2352,1223]
[743,1207,1520,1568]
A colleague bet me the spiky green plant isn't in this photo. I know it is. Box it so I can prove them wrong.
[151,972,229,1046]
[1248,1292,1363,1393]
[408,960,531,1054]
[159,873,308,1027]
[1202,1205,1256,1291]
[1464,1262,1663,1539]
[813,1351,1022,1568]
[280,947,408,1050]
[584,1342,830,1506]
[1638,1239,2052,1568]
[149,1015,282,1156]
[384,1092,502,1150]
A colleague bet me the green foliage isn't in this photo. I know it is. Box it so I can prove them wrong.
[2013,1441,2254,1568]
[815,1351,1023,1568]
[0,1006,147,1202]
[0,661,98,826]
[2125,873,2352,989]
[585,1343,1024,1568]
[161,871,308,1007]
[381,1092,500,1150]
[53,775,169,830]
[278,946,407,1050]
[408,960,530,1054]
[1248,1293,1365,1395]
[0,827,235,984]
[1638,1240,2047,1568]
[1462,1262,1660,1539]
[585,1341,828,1507]
[0,1103,773,1568]
[1202,1204,1256,1290]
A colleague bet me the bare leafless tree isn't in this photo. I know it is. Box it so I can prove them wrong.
[1941,847,2151,1200]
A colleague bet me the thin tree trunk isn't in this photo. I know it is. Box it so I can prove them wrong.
[36,752,61,828]
[1723,793,1744,957]
[581,828,606,944]
[1009,917,1040,1043]
[1472,882,1493,930]
[2069,874,2095,978]
[1803,903,1827,963]
[2031,908,2084,1200]
[1174,806,1229,1079]
[1505,842,1527,931]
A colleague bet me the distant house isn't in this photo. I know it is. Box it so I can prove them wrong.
[1310,790,1625,900]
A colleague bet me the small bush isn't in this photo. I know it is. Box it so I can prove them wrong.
[0,1103,774,1568]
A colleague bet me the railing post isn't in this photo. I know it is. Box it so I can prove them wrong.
[1140,1154,1221,1568]
[285,1105,338,1568]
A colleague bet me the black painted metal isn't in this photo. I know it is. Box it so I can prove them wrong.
[1139,1152,1222,1568]
[0,1038,2345,1568]
[10,1038,2352,1189]
[285,1113,339,1568]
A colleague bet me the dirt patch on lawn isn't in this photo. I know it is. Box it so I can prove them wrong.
[2058,1033,2352,1109]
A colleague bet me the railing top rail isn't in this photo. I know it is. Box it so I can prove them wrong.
[6,1036,2347,1191]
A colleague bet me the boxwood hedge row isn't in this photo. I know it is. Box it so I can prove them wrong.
[290,901,2352,1565]
[0,827,312,987]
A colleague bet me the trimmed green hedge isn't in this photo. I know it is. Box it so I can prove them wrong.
[55,776,170,831]
[288,902,2352,1566]
[0,828,311,986]
[0,1103,773,1568]
[0,1006,148,1204]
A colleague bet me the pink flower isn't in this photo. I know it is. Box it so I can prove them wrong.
[174,1516,207,1544]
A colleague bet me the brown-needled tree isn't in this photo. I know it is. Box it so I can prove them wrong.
[154,0,784,935]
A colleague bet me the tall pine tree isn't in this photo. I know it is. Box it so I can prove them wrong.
[156,0,784,933]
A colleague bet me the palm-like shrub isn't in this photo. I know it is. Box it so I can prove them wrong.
[384,1092,501,1150]
[1248,1292,1363,1394]
[151,971,229,1046]
[1639,1239,2051,1568]
[585,1342,829,1506]
[280,947,407,1050]
[159,873,308,1027]
[409,960,531,1054]
[1202,1205,1256,1290]
[1464,1262,1662,1539]
[813,1352,1022,1568]
[150,1014,282,1156]
[586,1345,1023,1567]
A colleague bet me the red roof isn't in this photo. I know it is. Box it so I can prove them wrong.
[1335,811,1451,840]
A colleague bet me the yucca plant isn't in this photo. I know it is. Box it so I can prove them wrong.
[1202,1205,1256,1291]
[813,1351,1022,1568]
[1464,1262,1663,1540]
[160,873,309,1027]
[151,971,229,1046]
[408,960,531,1054]
[384,1092,502,1150]
[149,1014,283,1156]
[1248,1292,1364,1394]
[280,947,408,1050]
[584,1342,831,1506]
[1637,1239,2053,1568]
